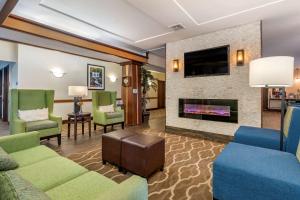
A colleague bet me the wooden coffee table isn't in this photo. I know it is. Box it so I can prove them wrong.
[67,112,92,140]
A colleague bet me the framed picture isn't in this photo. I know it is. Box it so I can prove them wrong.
[87,64,105,90]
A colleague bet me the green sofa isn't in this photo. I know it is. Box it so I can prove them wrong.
[10,89,62,145]
[92,91,124,133]
[0,132,148,200]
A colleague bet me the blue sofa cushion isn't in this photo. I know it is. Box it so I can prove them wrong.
[213,142,300,200]
[234,126,285,151]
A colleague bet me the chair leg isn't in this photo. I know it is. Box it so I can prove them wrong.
[94,123,96,131]
[57,135,61,146]
[121,122,124,129]
[104,125,107,133]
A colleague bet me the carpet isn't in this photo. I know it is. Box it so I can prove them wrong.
[65,128,224,200]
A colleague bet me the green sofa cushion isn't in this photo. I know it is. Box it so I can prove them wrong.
[46,171,117,200]
[26,120,58,132]
[38,128,60,138]
[0,147,19,171]
[18,90,47,110]
[9,146,59,167]
[0,170,50,200]
[16,157,88,191]
[105,112,122,119]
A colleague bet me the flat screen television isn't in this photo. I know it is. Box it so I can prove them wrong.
[184,45,230,77]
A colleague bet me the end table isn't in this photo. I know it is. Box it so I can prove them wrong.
[67,112,92,140]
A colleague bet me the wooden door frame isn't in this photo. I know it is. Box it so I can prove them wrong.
[2,65,9,122]
[157,80,166,109]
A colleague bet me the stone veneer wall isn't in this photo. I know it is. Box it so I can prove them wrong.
[166,22,262,136]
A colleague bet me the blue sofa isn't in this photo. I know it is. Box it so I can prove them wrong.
[213,142,300,200]
[234,107,300,154]
[213,107,300,200]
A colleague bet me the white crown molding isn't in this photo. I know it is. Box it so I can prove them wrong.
[173,0,286,26]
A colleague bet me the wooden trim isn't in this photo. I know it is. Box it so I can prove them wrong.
[146,97,158,100]
[2,15,147,63]
[54,98,122,103]
[0,0,18,24]
[0,37,122,64]
[165,126,233,143]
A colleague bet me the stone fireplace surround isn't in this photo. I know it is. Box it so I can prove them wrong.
[166,22,262,136]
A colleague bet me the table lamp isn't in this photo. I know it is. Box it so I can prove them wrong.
[249,56,294,150]
[68,86,88,114]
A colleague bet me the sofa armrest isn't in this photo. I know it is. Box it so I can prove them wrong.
[99,175,148,200]
[10,119,26,134]
[0,131,40,153]
[49,114,62,132]
[93,110,106,124]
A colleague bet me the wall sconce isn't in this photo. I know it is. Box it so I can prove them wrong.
[173,59,179,72]
[236,49,245,66]
[50,68,65,78]
[108,74,117,82]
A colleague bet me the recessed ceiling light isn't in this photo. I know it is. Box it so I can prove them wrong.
[173,0,287,26]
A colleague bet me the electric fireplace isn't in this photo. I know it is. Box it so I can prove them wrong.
[179,99,238,123]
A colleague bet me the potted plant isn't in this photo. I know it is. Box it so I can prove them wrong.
[141,67,157,122]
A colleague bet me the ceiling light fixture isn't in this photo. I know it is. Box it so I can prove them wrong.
[173,0,286,26]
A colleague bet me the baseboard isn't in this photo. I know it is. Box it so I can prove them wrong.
[146,107,164,111]
[165,126,233,143]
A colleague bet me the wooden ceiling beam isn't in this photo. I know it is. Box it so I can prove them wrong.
[0,0,18,24]
[1,15,147,63]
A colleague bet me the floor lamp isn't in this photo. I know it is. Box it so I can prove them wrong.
[249,56,294,151]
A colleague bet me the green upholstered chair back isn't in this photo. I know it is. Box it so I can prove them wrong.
[10,89,55,120]
[92,91,117,110]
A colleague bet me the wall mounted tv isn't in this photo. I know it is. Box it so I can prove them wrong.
[184,45,230,78]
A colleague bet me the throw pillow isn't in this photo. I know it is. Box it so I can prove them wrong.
[0,147,18,171]
[283,106,294,137]
[99,104,115,113]
[18,108,49,122]
[0,170,50,200]
[296,139,300,162]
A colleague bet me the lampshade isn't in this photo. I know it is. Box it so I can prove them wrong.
[249,56,294,87]
[68,86,88,97]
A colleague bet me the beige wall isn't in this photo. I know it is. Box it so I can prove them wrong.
[17,44,122,119]
[0,40,18,63]
[166,22,262,136]
[286,68,300,95]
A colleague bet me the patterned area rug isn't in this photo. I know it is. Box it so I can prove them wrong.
[65,128,224,200]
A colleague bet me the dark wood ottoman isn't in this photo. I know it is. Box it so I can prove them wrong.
[121,134,165,178]
[102,130,136,170]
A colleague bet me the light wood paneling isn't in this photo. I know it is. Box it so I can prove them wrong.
[121,61,142,125]
[2,15,147,63]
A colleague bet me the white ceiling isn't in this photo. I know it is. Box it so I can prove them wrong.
[6,0,300,65]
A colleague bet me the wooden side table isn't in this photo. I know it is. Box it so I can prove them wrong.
[67,112,92,140]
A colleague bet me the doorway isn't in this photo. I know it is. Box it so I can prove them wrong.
[0,65,9,122]
[157,80,165,109]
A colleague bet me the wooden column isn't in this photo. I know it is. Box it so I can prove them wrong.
[121,61,142,126]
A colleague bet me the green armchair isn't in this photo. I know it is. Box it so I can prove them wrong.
[92,91,124,133]
[10,89,62,145]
